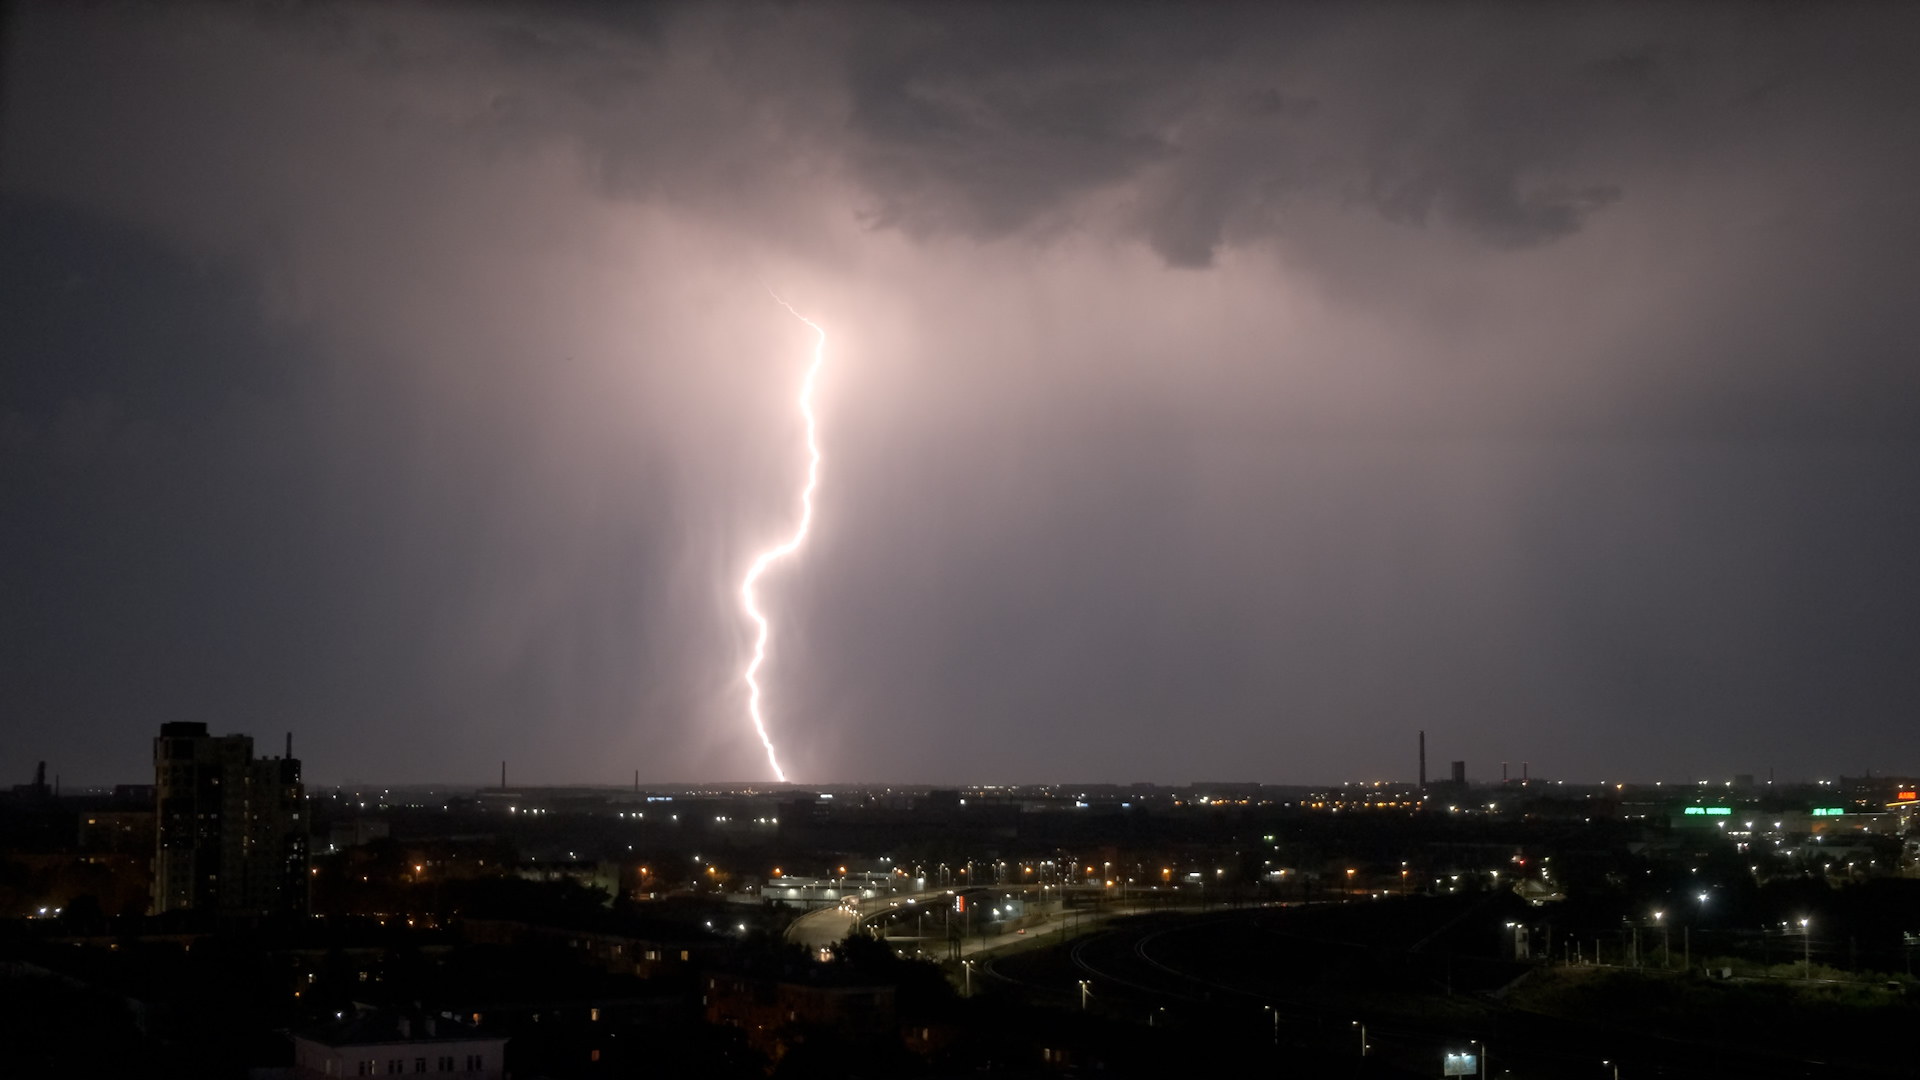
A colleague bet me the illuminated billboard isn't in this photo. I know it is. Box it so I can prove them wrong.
[1682,807,1731,816]
[1443,1052,1479,1076]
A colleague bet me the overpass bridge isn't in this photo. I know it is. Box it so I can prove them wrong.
[785,882,1140,958]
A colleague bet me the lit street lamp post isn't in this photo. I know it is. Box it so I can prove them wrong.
[1800,917,1812,979]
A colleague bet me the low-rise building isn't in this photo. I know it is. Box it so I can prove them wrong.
[703,971,896,1062]
[456,917,723,977]
[78,810,155,854]
[326,818,390,853]
[292,1010,506,1079]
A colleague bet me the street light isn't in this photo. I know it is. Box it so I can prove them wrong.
[1351,1019,1367,1056]
[1078,979,1090,1010]
[1602,1060,1618,1080]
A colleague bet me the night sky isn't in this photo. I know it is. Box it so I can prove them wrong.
[4,4,1919,787]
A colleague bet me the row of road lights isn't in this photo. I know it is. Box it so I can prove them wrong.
[1058,962,1655,1077]
[1613,903,1815,980]
[1171,1001,1643,1078]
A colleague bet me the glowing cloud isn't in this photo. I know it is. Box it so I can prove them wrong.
[739,296,826,782]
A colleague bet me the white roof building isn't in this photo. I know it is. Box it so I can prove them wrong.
[292,1010,507,1080]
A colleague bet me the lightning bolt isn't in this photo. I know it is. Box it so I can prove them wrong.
[739,294,825,783]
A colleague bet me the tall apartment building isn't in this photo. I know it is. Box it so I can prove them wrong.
[152,722,309,916]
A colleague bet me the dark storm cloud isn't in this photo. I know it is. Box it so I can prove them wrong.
[3,2,1919,786]
[828,4,1653,262]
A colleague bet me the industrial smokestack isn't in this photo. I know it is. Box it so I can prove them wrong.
[501,761,506,789]
[1502,761,1509,783]
[1418,731,1426,788]
[1523,761,1529,784]
[285,732,293,759]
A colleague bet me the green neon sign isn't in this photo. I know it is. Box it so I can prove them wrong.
[1682,806,1732,816]
[1811,807,1846,816]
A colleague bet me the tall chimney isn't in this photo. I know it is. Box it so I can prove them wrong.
[1418,732,1426,788]
[1502,761,1509,783]
[501,761,507,789]
[285,732,293,759]
[1523,761,1529,784]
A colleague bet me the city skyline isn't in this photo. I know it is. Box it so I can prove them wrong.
[12,732,1910,794]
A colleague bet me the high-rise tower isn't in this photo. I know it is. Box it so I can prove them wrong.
[152,722,308,916]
